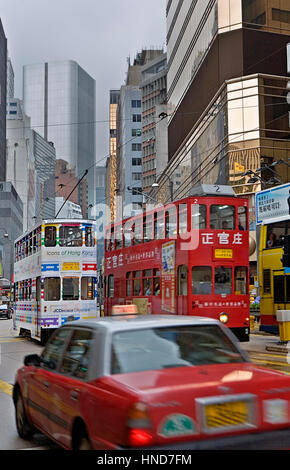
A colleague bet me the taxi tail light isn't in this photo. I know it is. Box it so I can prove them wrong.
[126,402,153,447]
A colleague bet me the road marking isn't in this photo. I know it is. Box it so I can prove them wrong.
[0,378,13,396]
[0,337,25,343]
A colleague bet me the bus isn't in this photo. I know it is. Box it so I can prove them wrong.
[13,219,97,344]
[104,185,250,341]
[256,183,290,334]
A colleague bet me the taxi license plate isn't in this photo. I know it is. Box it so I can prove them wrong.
[205,401,250,429]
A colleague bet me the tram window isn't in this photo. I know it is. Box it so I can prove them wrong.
[286,276,290,303]
[115,226,123,250]
[266,222,286,249]
[33,230,37,253]
[235,267,247,294]
[44,278,60,301]
[210,205,235,230]
[192,266,212,295]
[178,265,188,295]
[143,270,153,296]
[85,226,95,247]
[81,277,95,300]
[263,269,271,294]
[110,228,115,251]
[108,275,114,298]
[143,214,153,243]
[179,204,188,234]
[59,226,82,247]
[126,272,132,296]
[165,207,177,238]
[134,219,142,245]
[153,269,160,296]
[63,277,79,301]
[36,277,41,302]
[156,211,164,239]
[124,224,133,247]
[191,204,206,230]
[105,229,111,251]
[45,226,57,247]
[133,271,142,296]
[238,206,247,231]
[215,267,232,295]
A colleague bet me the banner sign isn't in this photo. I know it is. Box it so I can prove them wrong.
[256,183,290,224]
[161,241,175,313]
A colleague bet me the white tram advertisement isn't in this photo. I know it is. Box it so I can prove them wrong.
[13,220,97,343]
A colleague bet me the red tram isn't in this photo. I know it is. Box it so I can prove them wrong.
[104,185,250,341]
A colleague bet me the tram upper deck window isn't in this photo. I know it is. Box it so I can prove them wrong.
[266,222,286,249]
[165,207,177,238]
[191,204,206,229]
[59,226,82,247]
[238,206,247,231]
[45,226,56,247]
[85,226,95,247]
[179,204,187,234]
[210,205,235,230]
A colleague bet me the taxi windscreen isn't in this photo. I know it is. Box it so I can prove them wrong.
[110,325,245,374]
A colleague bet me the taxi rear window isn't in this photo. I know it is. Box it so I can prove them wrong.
[110,325,244,374]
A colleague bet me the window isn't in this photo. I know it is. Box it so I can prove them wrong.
[235,267,247,295]
[153,269,160,296]
[108,275,114,297]
[155,211,164,239]
[124,224,133,247]
[132,114,141,122]
[165,207,177,238]
[44,278,60,301]
[238,206,247,231]
[105,229,111,251]
[143,214,153,243]
[126,272,132,296]
[132,157,142,166]
[115,225,123,250]
[110,325,244,374]
[81,277,95,300]
[215,267,232,295]
[191,204,207,229]
[274,275,284,303]
[132,187,141,196]
[178,265,188,295]
[210,205,235,230]
[192,266,212,295]
[131,100,141,108]
[45,226,56,247]
[59,226,82,247]
[133,271,142,296]
[63,277,79,301]
[40,328,72,371]
[132,172,142,181]
[59,329,93,379]
[133,219,142,245]
[266,221,286,249]
[263,269,271,294]
[132,129,141,137]
[132,143,142,152]
[143,270,153,296]
[179,204,188,234]
[85,226,95,247]
[110,227,115,251]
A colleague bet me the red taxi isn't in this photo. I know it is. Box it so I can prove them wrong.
[13,315,290,450]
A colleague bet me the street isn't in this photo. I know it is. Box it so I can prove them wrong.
[0,318,290,450]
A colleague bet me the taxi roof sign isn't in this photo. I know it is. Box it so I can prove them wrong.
[111,304,138,315]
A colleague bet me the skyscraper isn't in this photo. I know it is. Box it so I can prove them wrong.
[0,20,7,181]
[23,60,96,216]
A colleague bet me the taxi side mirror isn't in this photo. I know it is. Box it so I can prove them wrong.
[24,354,41,367]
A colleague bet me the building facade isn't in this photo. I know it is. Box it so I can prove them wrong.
[107,90,120,223]
[0,182,23,282]
[55,159,88,218]
[23,60,96,214]
[0,20,7,181]
[154,0,290,205]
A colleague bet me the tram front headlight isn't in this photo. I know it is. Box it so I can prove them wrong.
[219,312,229,324]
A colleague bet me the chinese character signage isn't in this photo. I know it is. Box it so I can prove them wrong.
[256,183,290,225]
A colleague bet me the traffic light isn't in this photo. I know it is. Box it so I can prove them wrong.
[281,235,290,267]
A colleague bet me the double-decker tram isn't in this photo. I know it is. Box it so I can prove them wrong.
[13,219,97,344]
[104,185,250,341]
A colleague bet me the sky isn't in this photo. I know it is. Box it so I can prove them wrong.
[0,0,167,165]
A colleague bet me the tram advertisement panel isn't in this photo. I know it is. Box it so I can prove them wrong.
[161,241,175,313]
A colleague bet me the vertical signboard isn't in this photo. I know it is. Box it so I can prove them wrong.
[161,241,175,313]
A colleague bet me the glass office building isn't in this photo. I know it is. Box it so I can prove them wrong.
[23,61,96,214]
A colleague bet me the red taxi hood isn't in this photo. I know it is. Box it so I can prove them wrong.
[106,363,290,399]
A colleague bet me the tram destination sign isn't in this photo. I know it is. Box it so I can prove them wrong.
[256,183,290,225]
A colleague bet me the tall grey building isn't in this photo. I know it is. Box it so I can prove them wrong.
[0,20,7,181]
[23,60,96,214]
[7,57,14,100]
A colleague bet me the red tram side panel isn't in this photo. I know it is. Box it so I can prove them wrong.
[104,195,250,341]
